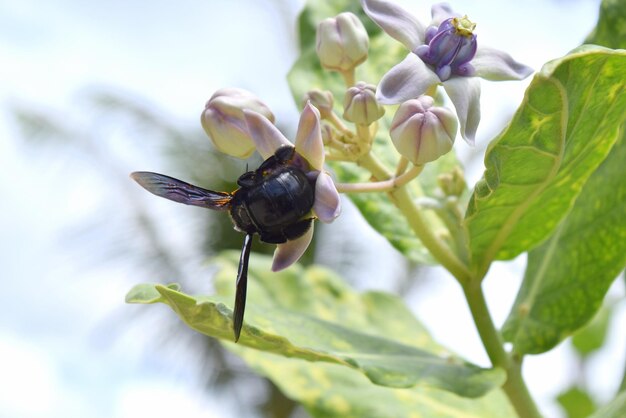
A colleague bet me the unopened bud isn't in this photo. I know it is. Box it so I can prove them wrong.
[201,88,275,159]
[343,82,385,125]
[316,12,369,72]
[303,89,334,119]
[437,167,466,196]
[390,96,457,165]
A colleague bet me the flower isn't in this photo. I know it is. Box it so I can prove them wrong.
[361,0,533,144]
[390,96,457,165]
[316,12,369,72]
[243,102,341,271]
[343,82,385,125]
[201,88,275,158]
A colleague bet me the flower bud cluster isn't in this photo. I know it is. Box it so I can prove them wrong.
[390,96,457,165]
[437,167,466,197]
[201,88,274,158]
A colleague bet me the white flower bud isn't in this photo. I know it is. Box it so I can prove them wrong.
[343,81,385,125]
[390,96,457,165]
[201,88,275,159]
[316,12,369,72]
[302,89,334,119]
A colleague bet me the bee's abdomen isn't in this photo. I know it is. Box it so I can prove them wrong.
[242,167,314,231]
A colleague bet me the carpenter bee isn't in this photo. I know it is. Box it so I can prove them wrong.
[131,145,315,342]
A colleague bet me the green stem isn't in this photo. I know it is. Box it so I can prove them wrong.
[463,280,542,418]
[355,151,541,417]
[395,186,472,282]
[357,153,471,283]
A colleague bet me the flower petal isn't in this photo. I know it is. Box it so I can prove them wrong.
[430,3,459,26]
[243,109,291,159]
[361,0,425,50]
[313,172,341,223]
[272,224,314,272]
[295,102,324,170]
[443,77,481,145]
[472,46,534,81]
[377,53,440,104]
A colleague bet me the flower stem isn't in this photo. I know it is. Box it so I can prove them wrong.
[462,280,542,418]
[340,69,356,87]
[327,112,352,135]
[355,124,371,144]
[335,164,423,193]
[395,156,410,176]
[355,152,541,417]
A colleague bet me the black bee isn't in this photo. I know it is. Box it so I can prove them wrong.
[131,145,315,342]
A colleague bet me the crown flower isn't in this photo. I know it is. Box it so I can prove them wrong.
[244,103,341,271]
[361,0,533,144]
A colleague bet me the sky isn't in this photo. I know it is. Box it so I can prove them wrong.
[1,0,624,417]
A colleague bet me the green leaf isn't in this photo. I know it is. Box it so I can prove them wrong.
[590,391,626,418]
[127,252,505,397]
[557,386,597,418]
[501,125,626,354]
[571,304,613,357]
[126,283,180,303]
[466,46,626,275]
[585,0,626,49]
[288,1,461,264]
[231,348,516,418]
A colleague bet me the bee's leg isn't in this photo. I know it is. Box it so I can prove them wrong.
[283,218,313,241]
[233,233,253,342]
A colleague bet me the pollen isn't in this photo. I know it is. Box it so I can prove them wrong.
[453,15,476,37]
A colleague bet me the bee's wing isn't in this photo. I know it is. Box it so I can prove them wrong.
[131,171,232,210]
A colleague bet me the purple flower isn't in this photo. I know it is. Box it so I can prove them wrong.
[361,0,533,144]
[244,103,341,271]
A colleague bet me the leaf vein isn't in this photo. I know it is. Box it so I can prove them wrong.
[496,144,560,159]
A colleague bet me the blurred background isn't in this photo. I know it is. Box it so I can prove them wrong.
[1,0,624,417]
